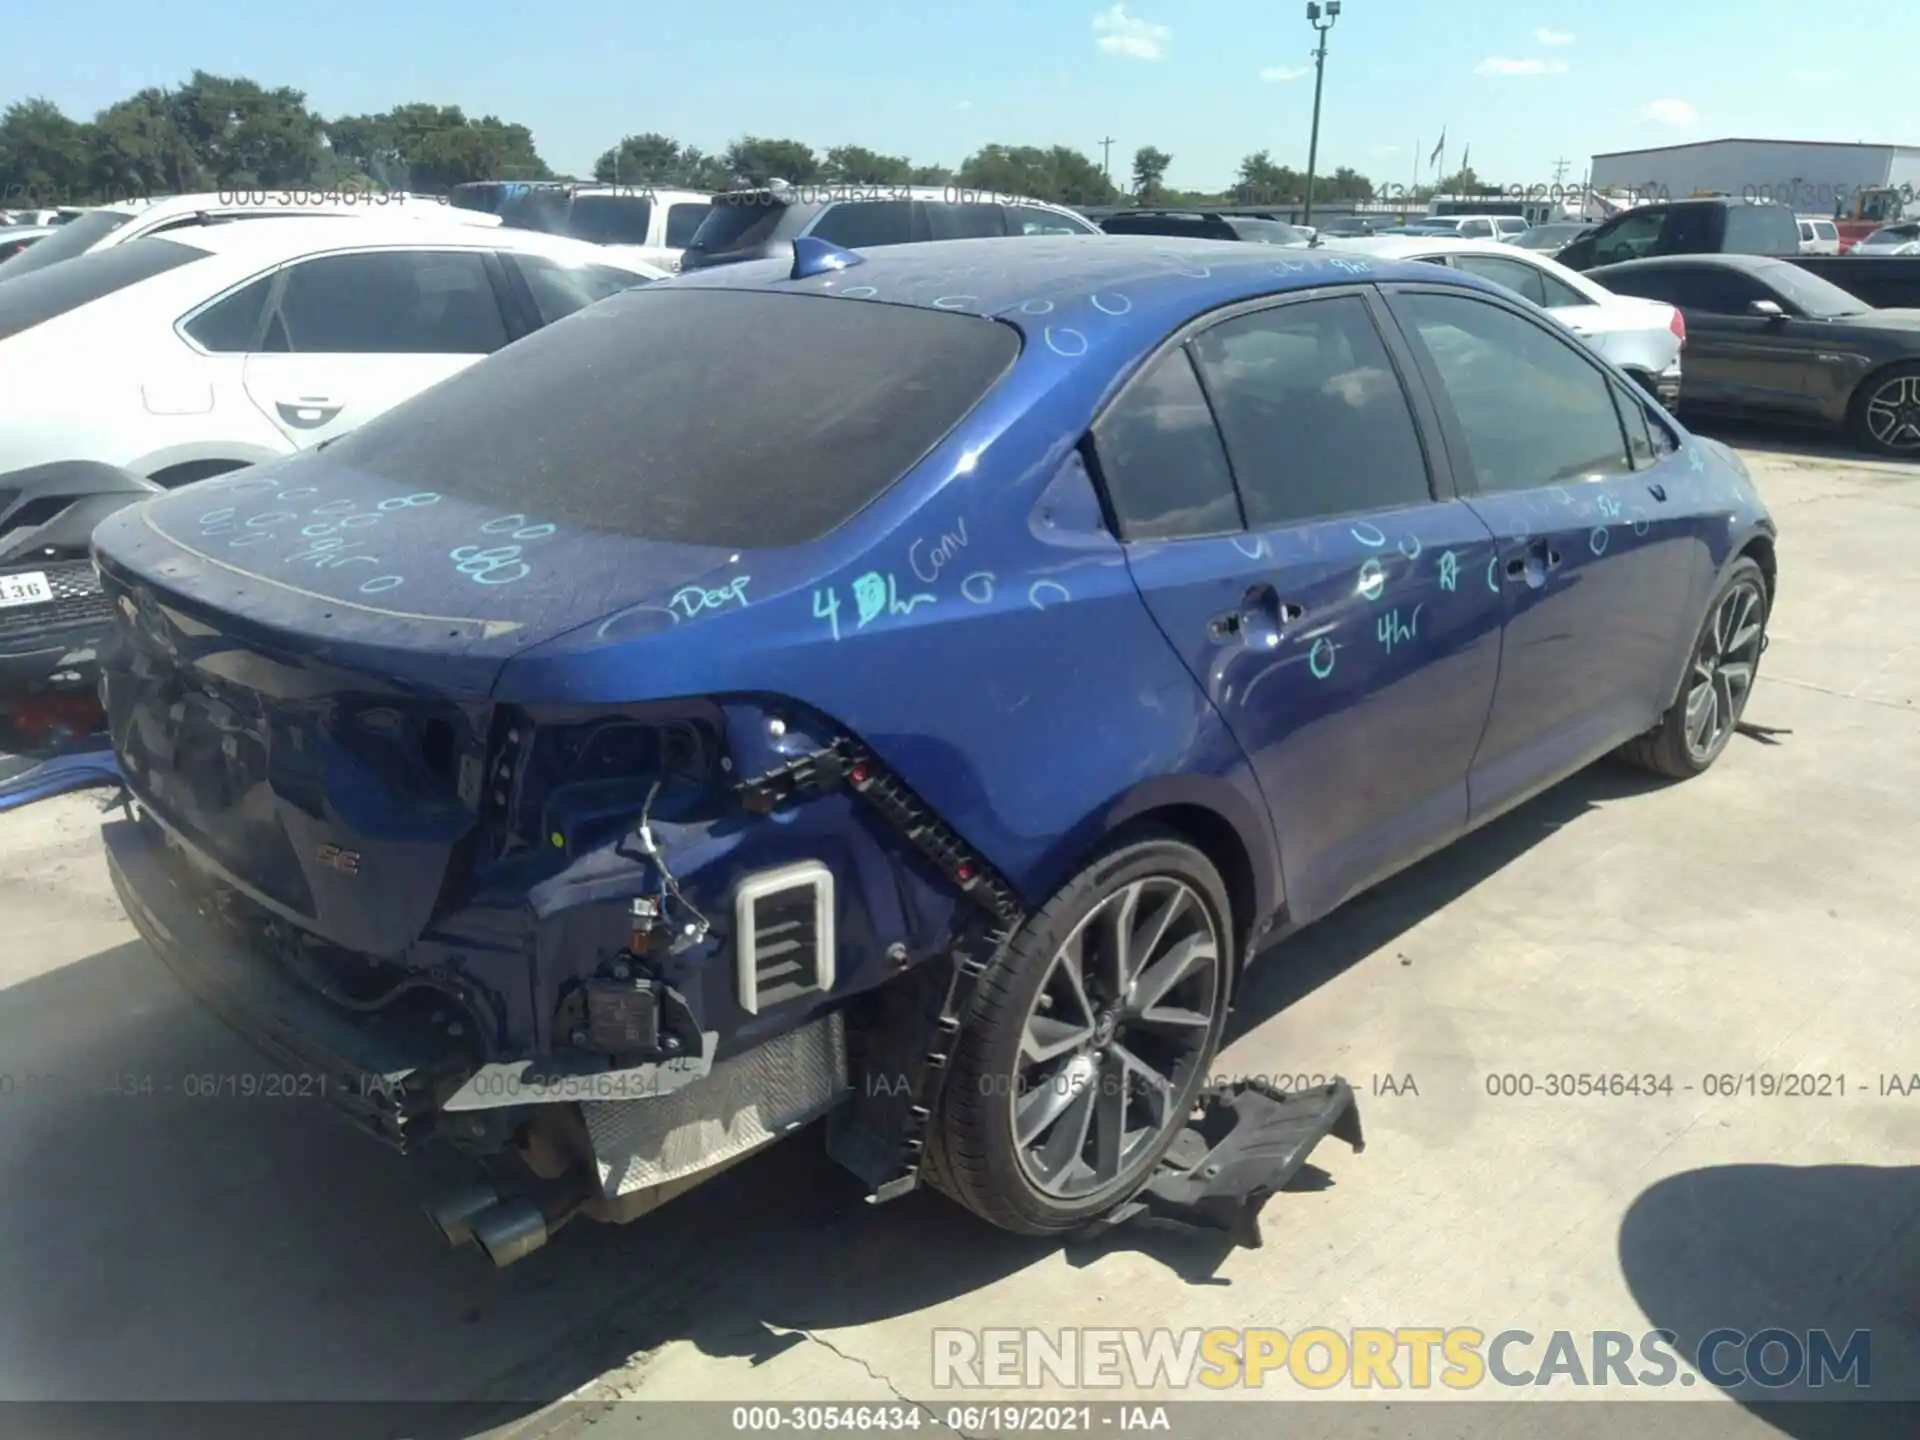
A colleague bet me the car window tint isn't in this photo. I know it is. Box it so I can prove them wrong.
[512,254,644,326]
[1672,268,1769,315]
[1460,218,1494,238]
[1190,294,1431,528]
[317,288,1020,549]
[808,201,915,248]
[922,202,1007,239]
[1450,254,1548,306]
[1092,348,1242,541]
[274,250,508,354]
[1724,204,1797,253]
[1102,215,1218,240]
[1662,206,1715,252]
[1396,291,1631,493]
[1592,211,1664,266]
[567,194,653,245]
[1536,270,1587,308]
[1008,205,1092,236]
[665,202,711,248]
[1611,379,1657,470]
[182,273,275,352]
[684,197,789,256]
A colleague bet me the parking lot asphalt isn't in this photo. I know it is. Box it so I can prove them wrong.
[0,426,1914,1436]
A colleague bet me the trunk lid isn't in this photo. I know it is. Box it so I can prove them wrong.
[92,455,748,958]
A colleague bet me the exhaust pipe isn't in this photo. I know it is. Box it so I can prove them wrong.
[462,1172,597,1269]
[423,1182,501,1248]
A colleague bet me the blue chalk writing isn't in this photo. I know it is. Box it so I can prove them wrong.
[1018,298,1055,315]
[851,572,936,626]
[199,507,236,526]
[1589,527,1610,556]
[1688,447,1706,473]
[275,487,318,502]
[359,576,404,594]
[961,572,996,604]
[1044,327,1088,358]
[909,520,969,584]
[1308,637,1337,679]
[449,544,531,586]
[380,493,441,512]
[1231,535,1270,561]
[1597,494,1623,519]
[227,534,272,549]
[1327,258,1373,274]
[812,588,842,641]
[1090,293,1131,315]
[1351,522,1387,548]
[1631,509,1651,537]
[1357,558,1385,602]
[1439,550,1459,591]
[669,576,750,619]
[1028,579,1071,611]
[1377,604,1423,654]
[311,498,359,517]
[1486,555,1501,593]
[1398,534,1423,561]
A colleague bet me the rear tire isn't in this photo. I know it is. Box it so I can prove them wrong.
[1849,362,1920,458]
[928,830,1233,1236]
[1617,558,1768,779]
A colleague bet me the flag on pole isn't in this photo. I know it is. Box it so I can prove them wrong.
[1460,143,1470,173]
[1429,130,1446,166]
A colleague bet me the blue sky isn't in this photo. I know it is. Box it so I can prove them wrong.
[12,0,1918,190]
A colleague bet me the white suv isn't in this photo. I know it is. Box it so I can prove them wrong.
[1797,217,1840,255]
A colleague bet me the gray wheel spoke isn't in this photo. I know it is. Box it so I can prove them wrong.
[1091,1052,1129,1182]
[1022,1012,1092,1066]
[1686,681,1717,750]
[1106,881,1148,997]
[1035,1079,1097,1180]
[1127,932,1216,1018]
[1016,1063,1087,1147]
[1728,622,1762,655]
[1111,1040,1176,1129]
[1719,660,1754,696]
[1714,671,1736,736]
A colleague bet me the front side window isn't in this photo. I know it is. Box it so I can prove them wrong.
[1395,291,1631,494]
[1592,211,1665,267]
[271,249,509,354]
[1189,294,1431,528]
[807,201,915,249]
[1092,349,1242,542]
[1449,254,1549,307]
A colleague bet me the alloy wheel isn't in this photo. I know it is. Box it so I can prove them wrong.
[1864,375,1920,453]
[1010,877,1222,1200]
[1685,579,1765,762]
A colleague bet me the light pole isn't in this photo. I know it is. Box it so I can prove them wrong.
[1302,0,1340,226]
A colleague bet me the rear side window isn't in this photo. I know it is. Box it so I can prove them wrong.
[567,195,653,245]
[0,237,207,343]
[1449,254,1549,306]
[1092,349,1242,541]
[1009,206,1093,236]
[809,201,915,249]
[1723,204,1798,254]
[512,254,647,326]
[665,202,711,248]
[1190,295,1432,527]
[182,273,275,352]
[923,203,1007,239]
[318,288,1021,549]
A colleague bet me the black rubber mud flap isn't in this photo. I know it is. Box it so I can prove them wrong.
[1075,1078,1364,1248]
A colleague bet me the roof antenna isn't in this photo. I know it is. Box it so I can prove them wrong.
[789,235,866,280]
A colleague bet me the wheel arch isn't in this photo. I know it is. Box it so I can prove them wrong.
[1846,356,1920,431]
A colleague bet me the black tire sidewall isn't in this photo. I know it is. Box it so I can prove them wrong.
[1670,557,1768,772]
[941,833,1235,1234]
[1850,362,1920,459]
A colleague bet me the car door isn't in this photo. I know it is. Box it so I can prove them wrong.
[240,247,514,449]
[1097,288,1505,923]
[1381,284,1692,822]
[1640,265,1823,415]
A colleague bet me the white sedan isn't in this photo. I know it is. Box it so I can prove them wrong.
[1326,234,1687,408]
[0,190,503,283]
[0,217,665,486]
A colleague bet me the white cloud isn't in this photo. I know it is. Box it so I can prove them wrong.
[1093,4,1170,60]
[1476,56,1570,75]
[1260,64,1309,81]
[1640,97,1699,126]
[1535,27,1575,44]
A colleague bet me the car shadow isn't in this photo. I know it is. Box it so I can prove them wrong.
[1684,415,1890,470]
[0,756,1718,1431]
[1617,1162,1920,1437]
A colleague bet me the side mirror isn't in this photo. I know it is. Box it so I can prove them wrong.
[1749,299,1787,320]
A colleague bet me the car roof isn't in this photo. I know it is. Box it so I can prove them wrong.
[741,184,1086,217]
[1588,252,1787,276]
[1332,235,1544,260]
[144,216,661,272]
[661,234,1512,358]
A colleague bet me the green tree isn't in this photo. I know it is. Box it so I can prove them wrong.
[1435,165,1492,195]
[677,146,735,190]
[88,89,205,197]
[820,144,913,185]
[1323,165,1373,201]
[1130,145,1172,205]
[326,104,549,190]
[909,162,953,186]
[594,132,682,184]
[1235,150,1304,204]
[168,70,324,187]
[955,144,1117,205]
[722,136,820,187]
[0,97,91,206]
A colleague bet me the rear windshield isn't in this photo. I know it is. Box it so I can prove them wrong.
[684,196,790,257]
[0,206,140,280]
[0,236,206,343]
[318,287,1022,549]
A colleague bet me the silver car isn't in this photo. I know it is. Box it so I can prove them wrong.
[1851,223,1920,256]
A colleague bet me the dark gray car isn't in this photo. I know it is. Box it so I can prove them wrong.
[678,184,1099,270]
[1590,253,1920,456]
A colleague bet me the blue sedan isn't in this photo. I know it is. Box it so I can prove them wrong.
[92,234,1777,1259]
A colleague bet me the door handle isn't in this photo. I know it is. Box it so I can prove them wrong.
[1207,610,1244,641]
[1505,538,1558,583]
[1648,482,1668,502]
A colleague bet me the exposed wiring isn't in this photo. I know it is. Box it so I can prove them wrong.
[636,777,711,945]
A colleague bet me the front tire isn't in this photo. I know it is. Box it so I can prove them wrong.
[1618,557,1768,779]
[928,831,1233,1236]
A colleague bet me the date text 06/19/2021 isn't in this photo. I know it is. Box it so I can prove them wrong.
[729,1405,1172,1432]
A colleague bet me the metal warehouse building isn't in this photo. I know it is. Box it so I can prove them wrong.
[1589,138,1920,214]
